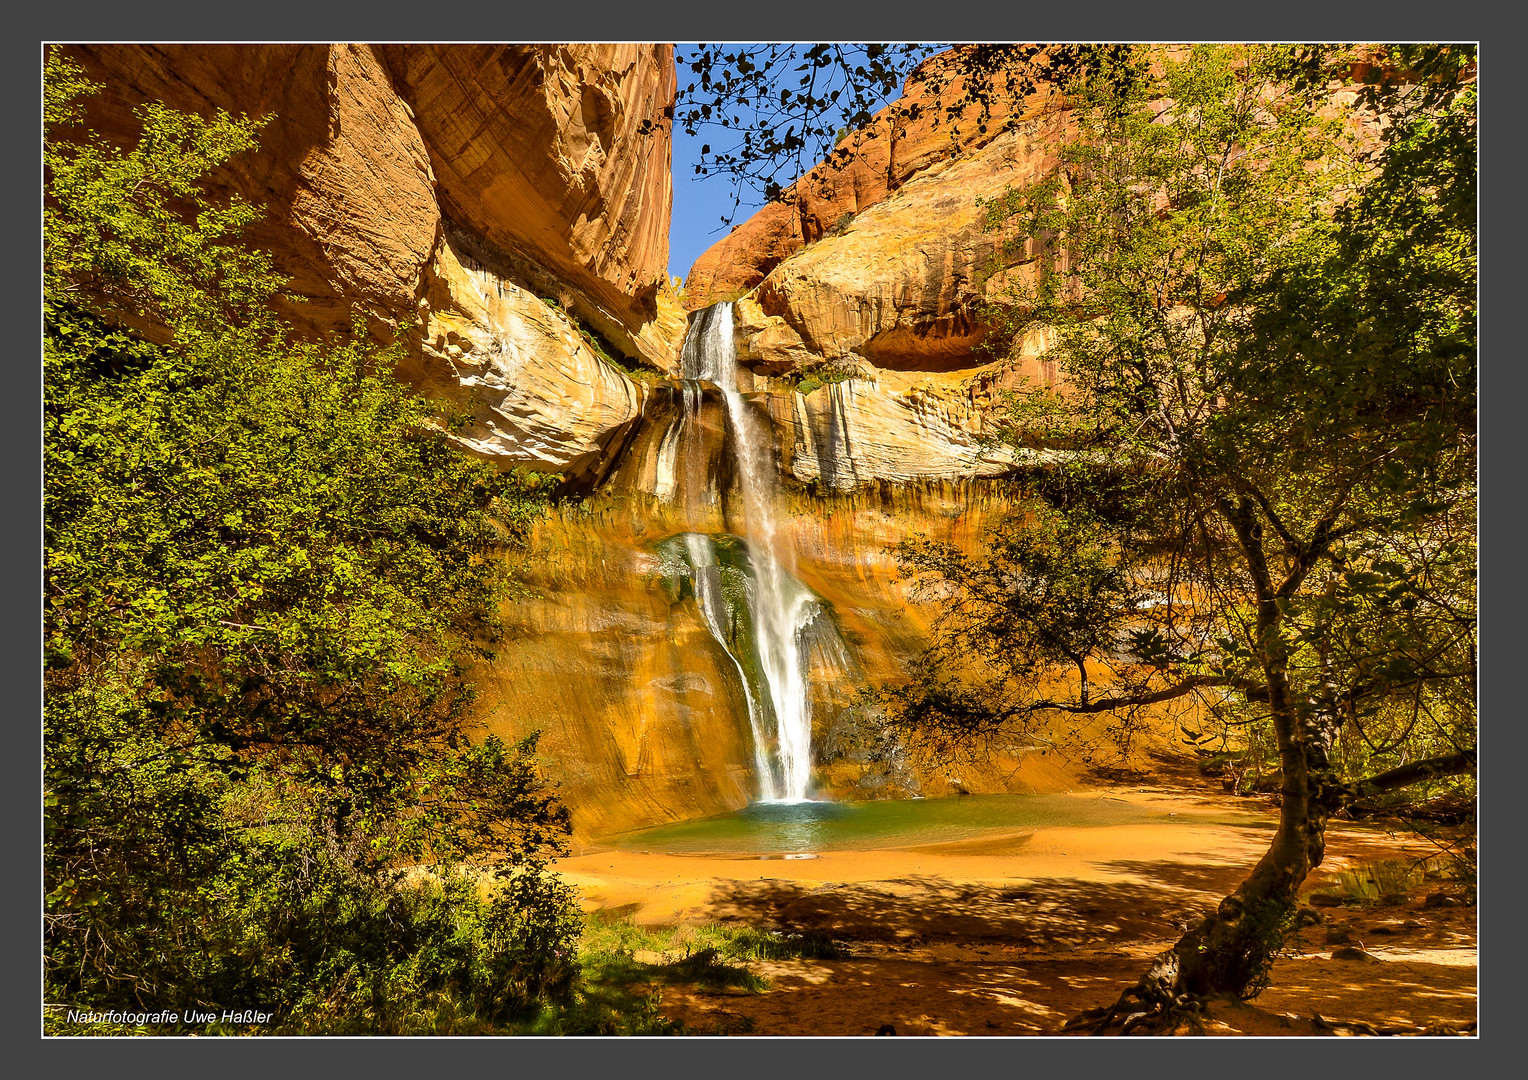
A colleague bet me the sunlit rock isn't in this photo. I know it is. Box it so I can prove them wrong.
[61,42,684,479]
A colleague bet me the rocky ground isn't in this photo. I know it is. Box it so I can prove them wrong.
[555,772,1477,1037]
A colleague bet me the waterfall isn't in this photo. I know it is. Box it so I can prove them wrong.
[673,302,821,803]
[681,531,779,801]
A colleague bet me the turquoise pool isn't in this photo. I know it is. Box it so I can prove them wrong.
[598,792,1211,856]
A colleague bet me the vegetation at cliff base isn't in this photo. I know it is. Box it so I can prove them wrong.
[43,49,581,1034]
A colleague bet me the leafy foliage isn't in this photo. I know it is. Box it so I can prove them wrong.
[874,44,1474,1002]
[790,358,859,397]
[890,44,1475,793]
[893,501,1141,756]
[43,48,579,1032]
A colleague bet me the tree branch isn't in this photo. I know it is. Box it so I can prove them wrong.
[1239,480,1298,553]
[1275,486,1353,600]
[1028,673,1266,714]
[1351,750,1476,797]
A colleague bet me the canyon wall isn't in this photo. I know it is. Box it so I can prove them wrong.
[684,48,1057,311]
[682,47,1079,494]
[502,47,1119,836]
[57,41,1054,499]
[477,478,1081,844]
[59,43,686,485]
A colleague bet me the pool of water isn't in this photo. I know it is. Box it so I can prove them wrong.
[599,792,1188,856]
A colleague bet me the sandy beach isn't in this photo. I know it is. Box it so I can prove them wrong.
[555,779,1478,1036]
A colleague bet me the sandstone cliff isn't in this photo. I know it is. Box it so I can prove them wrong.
[727,114,1068,376]
[683,48,1057,311]
[681,47,1384,495]
[677,48,1080,491]
[377,45,677,357]
[60,43,685,484]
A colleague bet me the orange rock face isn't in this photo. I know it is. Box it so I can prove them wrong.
[57,44,684,481]
[683,47,1060,310]
[63,43,674,341]
[678,48,1078,477]
[672,49,1082,487]
[378,45,675,332]
[60,44,441,342]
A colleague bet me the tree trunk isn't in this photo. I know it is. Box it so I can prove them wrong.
[1075,494,1345,1032]
[1073,699,1337,1033]
[1169,746,1329,998]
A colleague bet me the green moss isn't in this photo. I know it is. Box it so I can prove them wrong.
[541,296,664,382]
[826,210,856,236]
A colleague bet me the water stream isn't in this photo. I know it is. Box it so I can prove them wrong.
[670,303,824,803]
[679,531,776,799]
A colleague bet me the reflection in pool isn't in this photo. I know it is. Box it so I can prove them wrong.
[600,792,1189,856]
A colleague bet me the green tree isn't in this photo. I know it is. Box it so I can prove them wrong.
[44,48,578,1032]
[881,44,1476,1027]
[894,500,1140,741]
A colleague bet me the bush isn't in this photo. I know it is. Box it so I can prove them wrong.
[43,47,582,1034]
[792,359,859,397]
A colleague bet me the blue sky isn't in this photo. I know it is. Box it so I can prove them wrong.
[667,116,764,282]
[664,43,928,282]
[666,42,766,282]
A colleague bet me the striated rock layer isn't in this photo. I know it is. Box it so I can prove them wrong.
[59,43,684,483]
[773,370,1018,491]
[377,45,676,351]
[727,114,1071,377]
[480,482,1088,843]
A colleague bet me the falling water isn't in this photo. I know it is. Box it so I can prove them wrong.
[674,303,821,803]
[680,531,779,801]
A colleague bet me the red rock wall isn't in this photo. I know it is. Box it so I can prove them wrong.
[683,47,1059,309]
[379,44,675,330]
[59,44,440,341]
